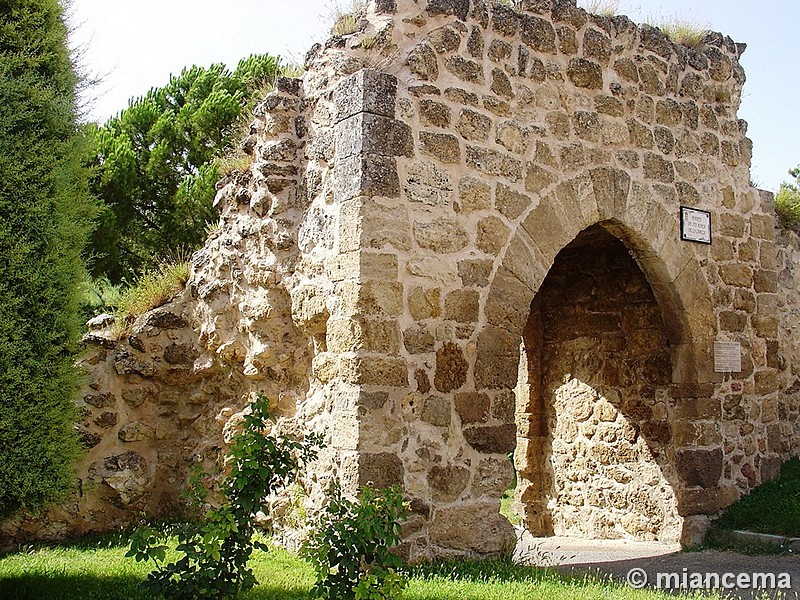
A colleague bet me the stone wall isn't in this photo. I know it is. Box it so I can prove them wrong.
[4,0,800,557]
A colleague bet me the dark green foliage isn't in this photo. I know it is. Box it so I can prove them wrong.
[303,484,408,600]
[0,0,94,516]
[775,165,800,230]
[710,459,800,537]
[87,54,279,283]
[127,395,322,599]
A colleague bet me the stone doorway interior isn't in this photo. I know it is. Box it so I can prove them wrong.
[514,223,683,543]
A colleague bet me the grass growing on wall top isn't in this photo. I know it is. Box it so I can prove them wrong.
[114,259,190,326]
[658,20,708,47]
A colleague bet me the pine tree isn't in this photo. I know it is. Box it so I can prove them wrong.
[87,54,280,283]
[0,0,94,516]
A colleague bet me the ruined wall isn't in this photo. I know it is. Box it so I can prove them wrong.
[4,0,800,557]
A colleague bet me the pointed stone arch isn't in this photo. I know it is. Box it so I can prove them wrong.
[475,167,717,542]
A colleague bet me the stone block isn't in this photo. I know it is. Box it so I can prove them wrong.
[488,39,513,61]
[434,341,468,393]
[490,4,518,37]
[464,424,517,454]
[340,280,403,317]
[584,28,611,63]
[347,356,408,387]
[404,161,453,205]
[718,264,752,288]
[444,290,480,324]
[429,465,471,502]
[403,327,436,354]
[678,484,738,516]
[490,68,514,98]
[643,152,674,183]
[467,146,522,181]
[430,501,516,553]
[495,184,531,219]
[472,457,515,497]
[590,166,630,219]
[457,108,492,141]
[336,113,413,159]
[419,131,461,163]
[455,392,490,424]
[84,392,117,408]
[419,98,451,128]
[359,452,404,488]
[613,58,639,82]
[485,268,533,332]
[496,120,527,154]
[458,259,493,287]
[409,287,441,320]
[426,0,469,20]
[519,13,556,53]
[445,56,485,84]
[459,176,492,212]
[408,44,439,81]
[327,318,400,354]
[475,326,521,390]
[360,200,412,250]
[676,448,723,488]
[335,70,397,122]
[420,395,452,427]
[414,217,469,253]
[468,25,484,58]
[477,216,510,255]
[333,154,400,202]
[557,25,578,55]
[525,163,557,193]
[567,58,603,89]
[118,421,155,442]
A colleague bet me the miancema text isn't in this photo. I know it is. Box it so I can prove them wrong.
[657,570,791,590]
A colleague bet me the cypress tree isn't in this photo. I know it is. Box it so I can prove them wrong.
[0,0,93,516]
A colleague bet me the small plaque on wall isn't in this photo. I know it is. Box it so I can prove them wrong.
[680,206,712,244]
[714,341,742,373]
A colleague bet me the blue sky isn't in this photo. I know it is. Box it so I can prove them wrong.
[68,0,799,192]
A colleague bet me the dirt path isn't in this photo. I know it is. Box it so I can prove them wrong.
[514,533,800,599]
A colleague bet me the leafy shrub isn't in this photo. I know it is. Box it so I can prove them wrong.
[776,169,800,230]
[127,395,322,599]
[303,483,408,600]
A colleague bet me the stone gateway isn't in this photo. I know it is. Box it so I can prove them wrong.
[4,0,800,558]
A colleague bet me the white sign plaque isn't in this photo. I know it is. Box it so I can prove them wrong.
[680,206,712,244]
[714,341,742,373]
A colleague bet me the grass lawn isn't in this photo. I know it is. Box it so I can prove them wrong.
[710,458,800,538]
[0,533,710,600]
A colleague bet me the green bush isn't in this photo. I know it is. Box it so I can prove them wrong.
[303,483,408,600]
[775,178,800,230]
[127,395,322,599]
[0,0,94,517]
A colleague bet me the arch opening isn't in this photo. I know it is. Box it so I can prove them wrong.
[514,223,683,542]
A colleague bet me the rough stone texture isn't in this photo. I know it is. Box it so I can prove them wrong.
[6,0,800,562]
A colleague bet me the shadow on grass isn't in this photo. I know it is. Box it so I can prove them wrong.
[407,555,560,584]
[0,576,316,600]
[0,573,152,600]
